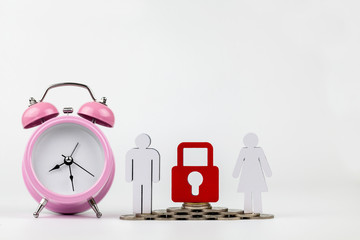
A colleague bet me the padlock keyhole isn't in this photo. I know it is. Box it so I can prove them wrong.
[187,171,203,196]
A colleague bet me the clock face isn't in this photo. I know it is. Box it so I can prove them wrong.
[31,122,105,195]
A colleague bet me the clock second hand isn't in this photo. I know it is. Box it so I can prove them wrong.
[73,161,95,177]
[68,165,74,191]
[69,142,95,177]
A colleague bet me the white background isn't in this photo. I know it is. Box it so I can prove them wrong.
[1,0,360,239]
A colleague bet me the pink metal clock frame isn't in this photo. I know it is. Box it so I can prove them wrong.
[23,116,115,214]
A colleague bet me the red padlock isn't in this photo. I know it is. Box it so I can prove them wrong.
[172,142,219,203]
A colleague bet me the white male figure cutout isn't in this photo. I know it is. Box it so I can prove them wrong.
[233,133,272,213]
[126,134,160,214]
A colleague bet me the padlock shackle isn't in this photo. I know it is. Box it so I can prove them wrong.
[177,142,214,167]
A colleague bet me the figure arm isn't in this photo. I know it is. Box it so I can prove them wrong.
[232,148,246,178]
[151,149,160,183]
[125,150,134,182]
[258,148,272,177]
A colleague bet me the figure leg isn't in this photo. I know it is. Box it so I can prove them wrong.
[244,192,252,213]
[253,192,263,213]
[142,183,153,214]
[133,184,142,214]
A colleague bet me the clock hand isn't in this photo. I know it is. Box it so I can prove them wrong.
[73,161,95,177]
[70,142,79,157]
[69,165,74,191]
[49,163,65,172]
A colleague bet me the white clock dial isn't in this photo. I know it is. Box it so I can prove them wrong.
[31,122,105,195]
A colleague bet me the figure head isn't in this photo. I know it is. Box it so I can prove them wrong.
[243,133,258,147]
[135,133,151,149]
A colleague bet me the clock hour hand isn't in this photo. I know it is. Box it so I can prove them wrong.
[69,165,75,191]
[49,163,65,172]
[73,161,95,177]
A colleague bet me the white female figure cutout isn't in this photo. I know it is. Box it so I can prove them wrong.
[126,134,160,214]
[233,133,272,213]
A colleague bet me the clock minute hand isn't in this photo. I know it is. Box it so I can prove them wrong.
[69,165,75,191]
[73,161,95,177]
[49,163,65,172]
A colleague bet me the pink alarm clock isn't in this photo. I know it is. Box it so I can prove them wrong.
[22,83,115,218]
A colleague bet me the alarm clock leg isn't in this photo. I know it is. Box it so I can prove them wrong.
[88,197,102,218]
[33,198,48,218]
